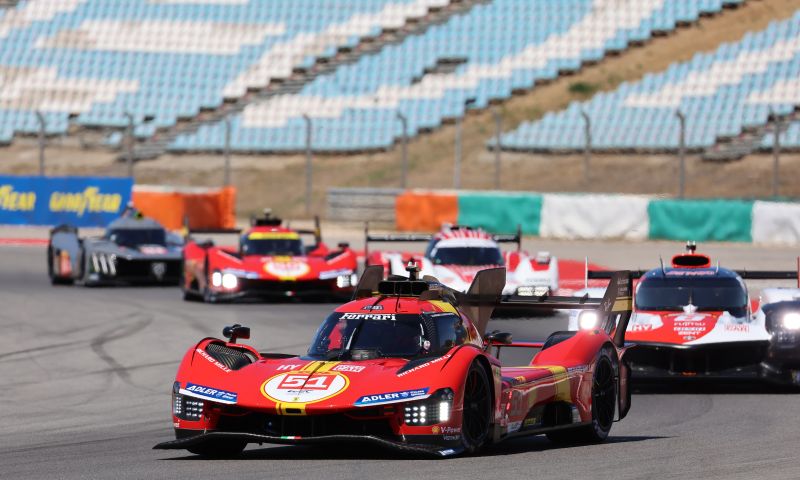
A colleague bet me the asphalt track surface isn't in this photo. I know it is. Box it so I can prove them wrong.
[2,238,800,479]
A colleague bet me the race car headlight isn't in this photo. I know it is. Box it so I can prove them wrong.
[221,272,238,290]
[517,286,550,297]
[782,312,800,330]
[439,399,450,423]
[403,388,453,425]
[578,310,600,330]
[172,382,204,421]
[211,271,222,287]
[335,273,358,288]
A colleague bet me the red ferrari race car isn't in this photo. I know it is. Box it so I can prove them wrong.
[571,242,800,386]
[365,224,558,296]
[181,212,358,302]
[154,265,634,457]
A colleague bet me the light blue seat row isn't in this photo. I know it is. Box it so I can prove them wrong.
[172,0,752,152]
[0,0,426,142]
[498,11,800,152]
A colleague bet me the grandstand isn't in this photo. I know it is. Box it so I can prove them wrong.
[3,0,800,214]
[498,11,800,156]
[0,0,750,156]
[170,0,749,153]
[0,0,460,144]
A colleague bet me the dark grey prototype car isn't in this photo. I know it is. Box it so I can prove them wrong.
[48,215,183,286]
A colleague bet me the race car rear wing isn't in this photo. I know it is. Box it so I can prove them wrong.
[364,223,522,261]
[354,265,633,347]
[588,258,800,288]
[485,269,633,347]
[286,216,323,247]
[183,215,323,247]
[736,260,800,287]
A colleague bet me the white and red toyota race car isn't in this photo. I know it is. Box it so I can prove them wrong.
[365,225,558,296]
[569,243,800,386]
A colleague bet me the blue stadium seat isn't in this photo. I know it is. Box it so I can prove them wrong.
[498,11,800,152]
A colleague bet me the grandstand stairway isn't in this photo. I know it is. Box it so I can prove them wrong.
[703,110,799,161]
[129,0,486,160]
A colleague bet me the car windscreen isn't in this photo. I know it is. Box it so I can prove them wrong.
[635,276,748,317]
[307,312,467,360]
[430,246,503,266]
[241,233,304,256]
[107,228,166,247]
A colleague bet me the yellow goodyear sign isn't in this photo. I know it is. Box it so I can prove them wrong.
[0,184,36,212]
[0,176,132,227]
[49,187,123,217]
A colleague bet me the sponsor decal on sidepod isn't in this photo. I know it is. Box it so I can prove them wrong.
[195,348,232,373]
[354,388,429,407]
[331,364,365,373]
[397,354,451,377]
[180,383,238,404]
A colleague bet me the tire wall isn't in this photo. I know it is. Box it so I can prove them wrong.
[132,185,236,230]
[394,190,800,246]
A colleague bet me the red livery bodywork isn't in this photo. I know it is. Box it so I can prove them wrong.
[181,215,358,302]
[156,267,634,457]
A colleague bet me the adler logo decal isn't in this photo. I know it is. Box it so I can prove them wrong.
[354,388,429,407]
[180,383,238,404]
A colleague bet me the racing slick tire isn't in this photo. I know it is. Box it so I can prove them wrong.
[47,247,73,285]
[202,285,216,303]
[182,285,201,302]
[180,267,201,302]
[186,439,247,458]
[546,349,616,445]
[460,362,492,454]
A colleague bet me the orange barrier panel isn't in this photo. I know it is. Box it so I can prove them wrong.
[132,186,236,230]
[396,191,457,231]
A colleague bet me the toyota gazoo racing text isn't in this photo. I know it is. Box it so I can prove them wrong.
[181,212,358,302]
[365,224,558,297]
[571,242,800,386]
[48,206,182,286]
[154,265,635,457]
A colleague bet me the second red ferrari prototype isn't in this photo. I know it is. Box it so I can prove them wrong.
[155,265,634,457]
[182,212,358,302]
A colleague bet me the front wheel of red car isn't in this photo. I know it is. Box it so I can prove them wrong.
[546,349,616,445]
[186,439,247,458]
[460,362,492,454]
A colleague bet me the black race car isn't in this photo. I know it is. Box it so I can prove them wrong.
[48,210,183,286]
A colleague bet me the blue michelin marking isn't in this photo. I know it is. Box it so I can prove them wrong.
[354,388,429,407]
[180,383,238,404]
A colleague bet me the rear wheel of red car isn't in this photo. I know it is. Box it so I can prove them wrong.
[186,439,247,458]
[546,350,616,445]
[460,362,492,454]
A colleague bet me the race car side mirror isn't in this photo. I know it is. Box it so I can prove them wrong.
[484,331,512,345]
[223,324,250,343]
[338,242,350,249]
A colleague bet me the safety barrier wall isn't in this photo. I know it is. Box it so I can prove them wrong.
[132,185,236,231]
[327,188,402,225]
[394,190,800,245]
[0,175,132,227]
